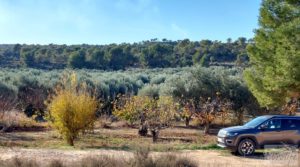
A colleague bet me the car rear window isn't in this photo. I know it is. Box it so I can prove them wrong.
[282,119,300,130]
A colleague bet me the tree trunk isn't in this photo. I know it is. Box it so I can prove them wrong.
[138,124,148,136]
[185,117,190,127]
[66,136,74,146]
[204,122,210,134]
[237,110,244,125]
[151,129,159,143]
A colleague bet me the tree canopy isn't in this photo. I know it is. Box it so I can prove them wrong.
[0,38,250,70]
[244,0,300,107]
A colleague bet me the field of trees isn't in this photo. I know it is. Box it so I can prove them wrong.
[0,0,299,166]
[0,66,259,131]
[0,38,249,69]
[0,66,297,166]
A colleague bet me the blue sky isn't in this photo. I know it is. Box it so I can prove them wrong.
[0,0,261,44]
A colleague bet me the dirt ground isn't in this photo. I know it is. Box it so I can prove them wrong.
[0,127,218,151]
[0,148,298,167]
[0,123,299,167]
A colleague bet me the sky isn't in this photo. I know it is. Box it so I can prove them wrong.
[0,0,261,45]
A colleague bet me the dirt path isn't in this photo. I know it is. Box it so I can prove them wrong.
[0,148,298,167]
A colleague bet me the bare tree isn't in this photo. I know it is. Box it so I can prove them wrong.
[17,86,48,119]
[0,85,17,132]
[282,98,299,116]
[0,95,17,120]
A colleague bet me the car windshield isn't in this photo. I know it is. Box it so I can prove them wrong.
[244,116,270,128]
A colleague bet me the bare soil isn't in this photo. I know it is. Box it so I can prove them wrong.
[0,124,299,167]
[0,148,298,167]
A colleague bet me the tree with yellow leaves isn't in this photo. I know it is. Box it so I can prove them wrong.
[179,99,195,127]
[46,72,98,146]
[194,94,232,134]
[113,96,178,142]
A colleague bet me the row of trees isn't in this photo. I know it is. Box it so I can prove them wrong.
[113,94,233,142]
[0,67,262,144]
[45,71,244,145]
[0,67,257,119]
[0,38,249,70]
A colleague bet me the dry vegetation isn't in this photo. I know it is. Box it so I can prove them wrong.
[0,147,299,167]
[46,73,98,146]
[0,120,217,151]
[0,67,297,167]
[0,110,47,133]
[0,148,198,167]
[1,116,299,167]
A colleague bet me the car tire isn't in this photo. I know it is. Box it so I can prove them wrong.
[237,139,255,156]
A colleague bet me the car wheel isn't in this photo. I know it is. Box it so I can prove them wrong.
[237,139,255,156]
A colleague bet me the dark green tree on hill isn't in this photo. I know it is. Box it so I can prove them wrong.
[68,50,86,69]
[89,49,107,69]
[20,48,35,67]
[108,45,136,70]
[141,43,174,68]
[244,0,300,108]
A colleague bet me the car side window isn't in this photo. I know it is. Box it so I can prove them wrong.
[261,119,281,130]
[282,119,300,130]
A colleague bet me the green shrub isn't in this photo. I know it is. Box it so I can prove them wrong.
[138,84,160,99]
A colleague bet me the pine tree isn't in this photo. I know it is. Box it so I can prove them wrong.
[244,0,300,107]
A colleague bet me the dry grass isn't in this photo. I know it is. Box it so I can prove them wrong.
[0,147,299,167]
[95,116,129,129]
[0,148,197,167]
[0,110,47,132]
[263,147,299,167]
[1,117,299,167]
[0,149,299,167]
[0,126,217,151]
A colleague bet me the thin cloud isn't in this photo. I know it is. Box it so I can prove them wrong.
[0,0,259,44]
[171,23,189,38]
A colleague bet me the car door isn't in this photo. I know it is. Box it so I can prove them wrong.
[281,119,300,145]
[256,118,284,146]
